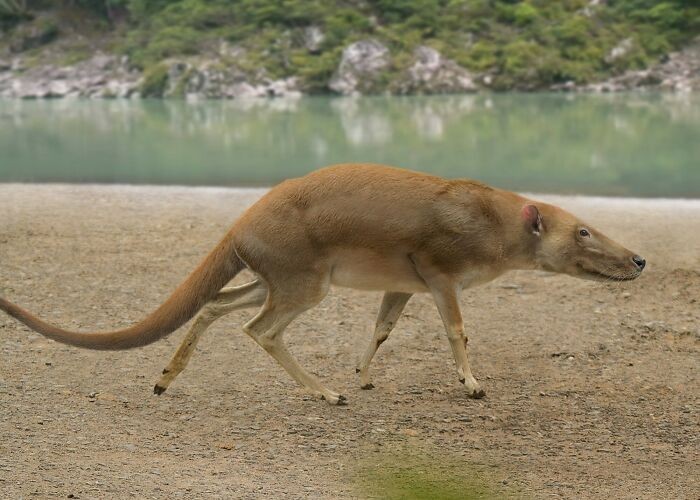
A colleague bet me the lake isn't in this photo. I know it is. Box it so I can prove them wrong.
[0,93,697,197]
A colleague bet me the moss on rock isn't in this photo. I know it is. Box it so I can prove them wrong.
[140,63,169,98]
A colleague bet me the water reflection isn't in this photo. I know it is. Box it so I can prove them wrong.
[332,98,393,146]
[0,93,697,197]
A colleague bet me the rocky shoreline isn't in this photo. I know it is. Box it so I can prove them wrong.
[1,37,698,99]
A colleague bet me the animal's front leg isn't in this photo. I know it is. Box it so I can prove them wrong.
[411,261,485,399]
[431,283,484,398]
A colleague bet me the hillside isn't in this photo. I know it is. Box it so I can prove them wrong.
[1,1,699,98]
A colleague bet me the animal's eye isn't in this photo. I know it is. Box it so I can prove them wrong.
[579,229,590,237]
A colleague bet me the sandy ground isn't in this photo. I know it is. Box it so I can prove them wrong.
[0,184,698,499]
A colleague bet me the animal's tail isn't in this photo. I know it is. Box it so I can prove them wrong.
[0,232,244,350]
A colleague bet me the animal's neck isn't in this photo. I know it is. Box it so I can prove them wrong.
[487,190,539,272]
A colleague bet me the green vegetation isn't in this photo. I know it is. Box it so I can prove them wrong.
[139,63,169,97]
[2,1,699,91]
[355,450,512,499]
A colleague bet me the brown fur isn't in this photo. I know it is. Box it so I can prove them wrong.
[0,164,644,403]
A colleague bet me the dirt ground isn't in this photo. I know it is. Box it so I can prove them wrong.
[0,184,698,499]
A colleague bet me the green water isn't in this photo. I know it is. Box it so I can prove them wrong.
[0,94,698,197]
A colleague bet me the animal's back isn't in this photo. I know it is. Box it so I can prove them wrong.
[235,163,489,249]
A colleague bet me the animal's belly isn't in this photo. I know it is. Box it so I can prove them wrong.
[330,249,428,293]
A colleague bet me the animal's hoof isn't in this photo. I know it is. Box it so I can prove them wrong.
[360,383,375,390]
[355,368,360,373]
[153,384,166,395]
[336,394,348,406]
[469,388,486,399]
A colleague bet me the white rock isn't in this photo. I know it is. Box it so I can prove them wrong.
[47,80,71,97]
[303,26,324,53]
[329,40,390,95]
[229,82,265,98]
[403,46,477,94]
[218,40,245,59]
[606,38,634,63]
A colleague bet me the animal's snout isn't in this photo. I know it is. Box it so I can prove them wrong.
[632,255,646,271]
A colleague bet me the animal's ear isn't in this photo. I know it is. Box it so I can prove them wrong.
[521,204,544,236]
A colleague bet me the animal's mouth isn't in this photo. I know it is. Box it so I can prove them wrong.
[576,263,639,282]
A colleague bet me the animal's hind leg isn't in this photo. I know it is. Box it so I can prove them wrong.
[357,292,411,390]
[243,280,344,405]
[154,280,267,394]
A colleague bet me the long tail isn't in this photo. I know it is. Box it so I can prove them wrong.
[0,233,244,350]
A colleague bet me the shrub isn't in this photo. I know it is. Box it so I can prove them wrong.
[140,63,169,97]
[0,0,31,25]
[292,47,342,93]
[128,25,200,67]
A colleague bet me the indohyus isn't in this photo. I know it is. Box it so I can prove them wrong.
[1,164,645,405]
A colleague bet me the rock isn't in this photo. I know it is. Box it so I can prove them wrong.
[15,81,49,99]
[266,77,302,98]
[0,52,141,99]
[329,40,390,95]
[227,82,265,98]
[104,79,135,98]
[46,80,71,98]
[500,283,522,290]
[10,58,24,72]
[568,35,700,93]
[91,53,118,72]
[400,46,478,94]
[580,0,606,17]
[642,321,670,333]
[0,59,10,72]
[605,38,634,64]
[157,60,301,99]
[552,80,577,92]
[303,26,324,53]
[218,40,245,59]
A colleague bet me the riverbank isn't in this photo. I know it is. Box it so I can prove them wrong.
[2,38,698,99]
[1,2,699,98]
[1,184,698,498]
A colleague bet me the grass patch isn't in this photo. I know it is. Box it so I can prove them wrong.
[59,46,92,66]
[355,448,518,499]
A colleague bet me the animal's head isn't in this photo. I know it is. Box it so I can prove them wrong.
[521,203,644,281]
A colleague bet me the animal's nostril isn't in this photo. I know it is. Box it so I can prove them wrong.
[632,255,646,270]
